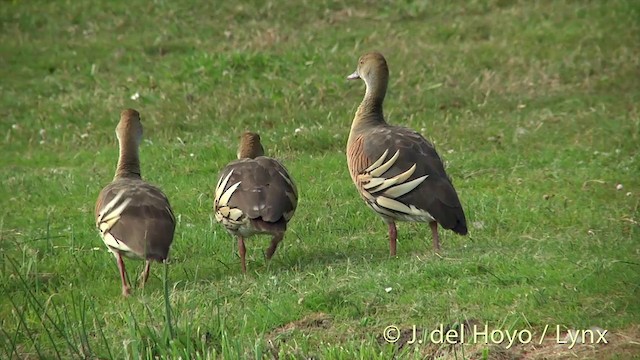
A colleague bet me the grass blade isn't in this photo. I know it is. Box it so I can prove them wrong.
[163,261,175,339]
[7,256,82,359]
[90,301,114,360]
[7,295,47,359]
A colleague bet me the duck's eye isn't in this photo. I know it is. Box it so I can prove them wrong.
[359,60,364,65]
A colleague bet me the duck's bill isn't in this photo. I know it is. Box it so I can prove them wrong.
[347,71,360,80]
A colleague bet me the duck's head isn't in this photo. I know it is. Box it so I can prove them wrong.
[347,51,389,90]
[237,131,265,159]
[116,109,143,147]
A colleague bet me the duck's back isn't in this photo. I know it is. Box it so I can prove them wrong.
[348,124,467,234]
[95,178,176,260]
[215,157,297,224]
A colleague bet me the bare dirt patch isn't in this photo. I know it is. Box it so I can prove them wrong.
[265,312,333,358]
[269,312,332,337]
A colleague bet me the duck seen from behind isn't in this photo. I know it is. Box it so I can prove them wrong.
[346,52,467,256]
[95,109,176,296]
[214,132,298,273]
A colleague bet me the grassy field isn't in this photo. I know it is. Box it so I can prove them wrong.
[1,0,639,358]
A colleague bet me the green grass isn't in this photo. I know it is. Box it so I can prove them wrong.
[1,0,639,358]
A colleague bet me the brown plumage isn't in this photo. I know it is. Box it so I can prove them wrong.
[214,132,298,273]
[346,52,467,256]
[95,109,176,296]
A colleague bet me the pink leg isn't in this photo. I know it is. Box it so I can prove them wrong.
[388,221,397,256]
[430,222,441,251]
[116,253,131,297]
[140,260,151,286]
[238,236,247,273]
[266,233,284,260]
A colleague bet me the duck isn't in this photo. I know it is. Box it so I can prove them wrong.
[95,109,176,296]
[345,52,467,256]
[214,132,298,273]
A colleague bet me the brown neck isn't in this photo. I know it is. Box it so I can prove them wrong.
[114,139,141,179]
[237,138,265,159]
[350,76,388,135]
[238,146,264,159]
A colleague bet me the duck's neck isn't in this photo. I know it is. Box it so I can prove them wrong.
[350,77,388,136]
[114,139,141,179]
[237,143,265,159]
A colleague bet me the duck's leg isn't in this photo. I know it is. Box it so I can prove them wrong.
[430,222,440,251]
[238,236,247,273]
[116,253,131,297]
[140,260,151,286]
[388,221,397,256]
[266,232,284,260]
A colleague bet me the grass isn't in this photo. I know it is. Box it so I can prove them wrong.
[1,0,639,358]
